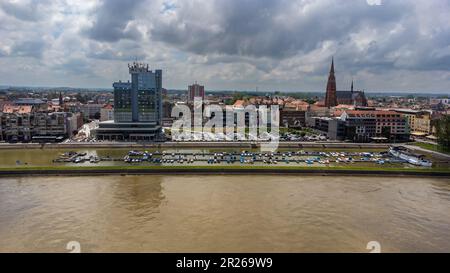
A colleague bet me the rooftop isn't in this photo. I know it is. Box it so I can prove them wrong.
[14,98,45,105]
[3,104,33,114]
[233,100,246,108]
[102,104,114,109]
[344,110,399,116]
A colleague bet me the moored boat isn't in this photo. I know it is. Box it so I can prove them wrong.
[389,147,432,167]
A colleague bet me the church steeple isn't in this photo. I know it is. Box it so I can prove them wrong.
[330,57,335,74]
[325,57,337,108]
[351,79,354,93]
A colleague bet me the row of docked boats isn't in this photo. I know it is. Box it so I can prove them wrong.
[72,156,100,164]
[53,147,432,167]
[120,149,392,165]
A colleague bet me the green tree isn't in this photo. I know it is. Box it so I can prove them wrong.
[436,115,450,151]
[94,112,101,120]
[381,126,392,140]
[233,92,244,101]
[75,93,88,104]
[345,126,356,142]
[224,99,234,105]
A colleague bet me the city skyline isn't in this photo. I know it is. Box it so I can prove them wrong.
[1,0,450,258]
[0,0,450,93]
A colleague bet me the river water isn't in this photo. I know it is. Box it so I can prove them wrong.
[0,175,449,252]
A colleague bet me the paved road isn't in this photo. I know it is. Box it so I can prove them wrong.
[412,138,438,146]
[0,141,391,150]
[402,144,450,160]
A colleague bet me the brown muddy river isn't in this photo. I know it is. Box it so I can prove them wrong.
[0,175,449,252]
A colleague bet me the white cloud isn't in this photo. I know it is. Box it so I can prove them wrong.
[0,0,449,93]
[366,0,382,6]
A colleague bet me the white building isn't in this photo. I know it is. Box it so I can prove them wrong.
[100,104,114,121]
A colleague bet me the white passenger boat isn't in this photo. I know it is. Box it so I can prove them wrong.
[389,147,432,167]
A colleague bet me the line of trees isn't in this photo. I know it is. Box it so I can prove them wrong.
[436,115,450,151]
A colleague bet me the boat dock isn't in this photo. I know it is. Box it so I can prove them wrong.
[52,149,412,166]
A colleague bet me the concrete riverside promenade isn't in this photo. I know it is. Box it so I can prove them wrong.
[0,141,391,150]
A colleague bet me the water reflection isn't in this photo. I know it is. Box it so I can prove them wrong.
[111,176,165,222]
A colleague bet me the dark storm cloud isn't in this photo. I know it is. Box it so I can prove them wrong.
[147,0,450,76]
[150,0,409,59]
[86,42,147,61]
[84,0,145,42]
[52,58,92,76]
[0,0,46,21]
[1,0,450,91]
[340,23,450,74]
[11,39,47,58]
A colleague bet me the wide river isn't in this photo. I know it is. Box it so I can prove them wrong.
[0,175,449,252]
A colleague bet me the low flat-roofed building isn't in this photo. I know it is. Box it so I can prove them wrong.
[81,103,103,119]
[280,108,306,128]
[13,98,48,111]
[340,111,376,142]
[100,104,114,121]
[342,110,409,142]
[94,120,161,142]
[394,109,432,136]
[328,118,346,141]
[0,111,70,142]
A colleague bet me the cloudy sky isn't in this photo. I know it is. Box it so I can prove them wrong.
[0,0,449,93]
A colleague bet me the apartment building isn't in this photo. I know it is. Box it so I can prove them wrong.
[0,104,76,142]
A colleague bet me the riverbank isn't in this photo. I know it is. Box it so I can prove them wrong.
[0,141,391,150]
[1,165,449,177]
[409,142,450,156]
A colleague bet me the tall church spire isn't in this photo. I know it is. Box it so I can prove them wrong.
[330,57,335,74]
[351,79,354,93]
[325,57,337,108]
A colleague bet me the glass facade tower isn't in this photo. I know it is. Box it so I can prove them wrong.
[114,62,162,125]
[94,62,164,142]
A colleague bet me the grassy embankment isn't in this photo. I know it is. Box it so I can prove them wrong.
[410,142,450,156]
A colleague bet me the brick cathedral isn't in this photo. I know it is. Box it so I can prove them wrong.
[324,58,368,108]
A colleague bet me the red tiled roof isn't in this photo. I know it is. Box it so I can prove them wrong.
[233,100,246,107]
[335,104,354,109]
[314,101,325,107]
[292,100,309,105]
[344,110,399,117]
[102,104,114,109]
[3,104,33,114]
